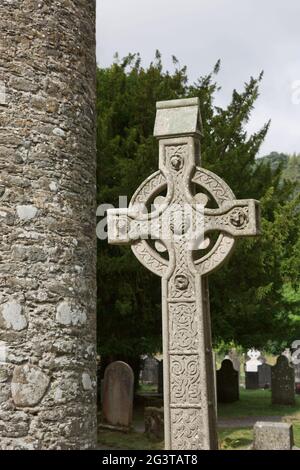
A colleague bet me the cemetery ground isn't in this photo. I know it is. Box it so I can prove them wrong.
[98,390,300,450]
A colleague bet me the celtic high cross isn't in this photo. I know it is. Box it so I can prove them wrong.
[107,98,260,450]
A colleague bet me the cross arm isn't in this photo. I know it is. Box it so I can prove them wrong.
[203,199,260,237]
[107,208,161,245]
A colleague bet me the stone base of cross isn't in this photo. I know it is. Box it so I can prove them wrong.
[107,98,260,450]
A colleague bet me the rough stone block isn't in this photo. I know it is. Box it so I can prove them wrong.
[11,365,50,407]
[145,407,164,441]
[253,422,294,450]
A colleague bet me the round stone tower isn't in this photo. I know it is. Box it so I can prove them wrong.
[0,0,97,449]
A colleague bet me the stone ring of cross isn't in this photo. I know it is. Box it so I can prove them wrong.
[127,165,257,279]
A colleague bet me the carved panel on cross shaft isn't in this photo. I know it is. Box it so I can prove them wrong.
[171,408,204,450]
[169,303,199,352]
[170,355,201,404]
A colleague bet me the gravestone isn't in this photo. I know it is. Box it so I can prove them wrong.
[217,359,239,403]
[290,341,300,393]
[141,356,159,385]
[102,361,134,430]
[292,362,300,394]
[245,372,259,390]
[258,363,272,389]
[158,360,164,395]
[107,97,260,449]
[271,356,295,406]
[245,348,264,371]
[253,422,294,450]
[291,361,300,383]
[245,348,263,390]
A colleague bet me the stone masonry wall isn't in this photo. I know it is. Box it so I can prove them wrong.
[0,0,97,449]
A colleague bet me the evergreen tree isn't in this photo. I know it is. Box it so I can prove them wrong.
[96,53,300,375]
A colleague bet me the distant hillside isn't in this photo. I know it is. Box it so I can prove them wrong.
[258,152,288,170]
[258,152,300,189]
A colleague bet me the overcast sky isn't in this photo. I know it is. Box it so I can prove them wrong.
[96,0,300,157]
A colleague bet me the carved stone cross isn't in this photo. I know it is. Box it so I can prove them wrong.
[107,98,260,450]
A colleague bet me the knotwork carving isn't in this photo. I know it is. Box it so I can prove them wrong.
[171,409,204,450]
[192,167,235,204]
[132,240,168,277]
[130,170,166,207]
[169,303,198,352]
[170,355,201,403]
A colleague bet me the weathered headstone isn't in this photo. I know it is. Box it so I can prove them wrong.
[293,363,300,385]
[0,1,97,450]
[292,368,300,393]
[107,97,260,449]
[245,372,259,390]
[271,356,295,405]
[141,356,159,385]
[258,363,272,389]
[217,359,239,403]
[102,361,134,430]
[290,341,300,393]
[253,422,294,450]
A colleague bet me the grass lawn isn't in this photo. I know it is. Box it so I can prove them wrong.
[99,424,300,450]
[218,427,253,450]
[98,429,163,450]
[219,424,300,450]
[218,389,300,449]
[138,383,158,393]
[98,389,300,450]
[218,389,300,418]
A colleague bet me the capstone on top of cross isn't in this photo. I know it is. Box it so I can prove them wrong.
[154,97,203,139]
